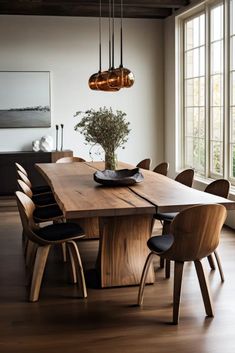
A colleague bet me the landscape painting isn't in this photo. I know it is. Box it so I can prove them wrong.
[0,71,51,128]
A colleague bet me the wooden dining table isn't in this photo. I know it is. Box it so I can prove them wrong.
[36,161,235,288]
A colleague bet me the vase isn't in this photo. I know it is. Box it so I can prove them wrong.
[105,150,117,170]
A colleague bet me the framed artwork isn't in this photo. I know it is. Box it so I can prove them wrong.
[0,71,51,128]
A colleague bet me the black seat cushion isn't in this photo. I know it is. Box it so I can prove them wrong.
[154,212,178,222]
[147,234,174,253]
[33,204,63,221]
[32,192,56,206]
[31,185,51,195]
[36,222,85,241]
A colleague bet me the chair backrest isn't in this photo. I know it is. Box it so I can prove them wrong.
[56,156,86,163]
[165,204,227,262]
[15,191,44,245]
[205,179,230,199]
[175,169,194,187]
[136,158,151,170]
[17,170,32,188]
[17,179,33,198]
[153,162,169,176]
[15,162,28,176]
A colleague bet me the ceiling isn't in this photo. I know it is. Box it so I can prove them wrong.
[0,0,191,19]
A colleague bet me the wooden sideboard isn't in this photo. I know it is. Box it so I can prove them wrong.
[0,150,73,196]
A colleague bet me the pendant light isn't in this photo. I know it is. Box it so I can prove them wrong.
[88,0,134,91]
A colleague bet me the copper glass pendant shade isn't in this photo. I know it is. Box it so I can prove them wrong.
[88,0,134,92]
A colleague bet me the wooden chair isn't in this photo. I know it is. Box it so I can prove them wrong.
[156,178,230,281]
[155,168,195,276]
[137,204,227,324]
[175,168,194,187]
[203,179,230,281]
[16,167,51,195]
[153,162,169,176]
[17,179,56,207]
[136,158,151,170]
[56,156,86,163]
[15,191,87,302]
[17,178,65,262]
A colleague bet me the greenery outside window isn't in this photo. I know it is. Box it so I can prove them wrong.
[180,0,235,183]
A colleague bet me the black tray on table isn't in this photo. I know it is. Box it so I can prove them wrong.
[93,168,144,186]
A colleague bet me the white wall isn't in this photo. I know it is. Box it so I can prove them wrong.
[0,15,164,167]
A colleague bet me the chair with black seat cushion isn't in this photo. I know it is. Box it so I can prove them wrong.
[16,167,51,195]
[153,162,169,176]
[56,156,86,163]
[203,179,230,281]
[17,178,65,264]
[15,191,87,302]
[17,179,56,207]
[137,204,227,324]
[155,178,229,281]
[154,168,195,276]
[136,158,151,170]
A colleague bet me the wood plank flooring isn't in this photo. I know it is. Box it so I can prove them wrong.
[1,204,235,353]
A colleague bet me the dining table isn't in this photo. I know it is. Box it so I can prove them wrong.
[35,161,235,288]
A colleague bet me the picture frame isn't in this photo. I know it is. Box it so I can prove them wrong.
[0,71,51,128]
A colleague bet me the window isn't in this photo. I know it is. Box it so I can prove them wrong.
[181,0,235,183]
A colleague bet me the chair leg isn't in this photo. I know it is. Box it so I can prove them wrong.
[214,250,224,282]
[67,241,87,298]
[29,245,51,302]
[162,221,171,277]
[25,240,37,268]
[207,254,216,270]
[165,260,171,278]
[137,252,155,306]
[67,243,77,284]
[160,257,164,268]
[194,259,214,317]
[173,261,184,325]
[61,243,67,262]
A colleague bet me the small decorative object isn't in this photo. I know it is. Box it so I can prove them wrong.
[74,106,130,170]
[60,124,64,151]
[94,168,143,186]
[32,139,40,152]
[55,125,59,151]
[40,135,53,152]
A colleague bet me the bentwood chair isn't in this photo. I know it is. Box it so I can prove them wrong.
[137,204,227,324]
[15,162,51,195]
[56,156,86,163]
[136,158,152,170]
[155,168,195,276]
[153,162,169,176]
[17,179,56,207]
[155,178,230,281]
[16,191,87,302]
[204,179,230,281]
[17,179,65,263]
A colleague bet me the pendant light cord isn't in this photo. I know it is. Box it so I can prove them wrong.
[120,0,123,68]
[112,0,115,69]
[99,0,102,72]
[109,0,111,69]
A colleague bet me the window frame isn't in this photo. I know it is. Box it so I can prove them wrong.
[178,0,235,185]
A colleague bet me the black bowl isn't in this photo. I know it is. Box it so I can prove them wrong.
[93,168,144,186]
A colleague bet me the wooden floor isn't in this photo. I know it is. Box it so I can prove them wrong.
[1,203,235,353]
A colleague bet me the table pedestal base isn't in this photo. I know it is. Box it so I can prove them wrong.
[98,214,155,288]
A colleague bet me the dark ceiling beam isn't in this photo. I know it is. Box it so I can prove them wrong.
[0,0,190,19]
